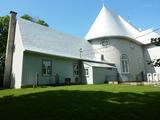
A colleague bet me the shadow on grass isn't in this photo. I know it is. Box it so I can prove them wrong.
[0,90,160,120]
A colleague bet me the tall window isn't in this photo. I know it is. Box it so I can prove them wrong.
[42,60,52,76]
[121,54,129,73]
[73,63,79,76]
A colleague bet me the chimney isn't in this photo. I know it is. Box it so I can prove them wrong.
[3,11,17,88]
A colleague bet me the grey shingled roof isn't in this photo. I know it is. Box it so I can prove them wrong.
[18,18,95,60]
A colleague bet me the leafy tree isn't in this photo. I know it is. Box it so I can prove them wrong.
[151,38,160,46]
[0,15,9,54]
[148,59,160,67]
[0,16,9,85]
[21,14,49,27]
[36,19,49,27]
[148,37,160,67]
[21,14,33,21]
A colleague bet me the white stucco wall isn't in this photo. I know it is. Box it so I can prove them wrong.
[144,44,160,74]
[90,37,145,81]
[11,22,24,88]
[22,52,79,86]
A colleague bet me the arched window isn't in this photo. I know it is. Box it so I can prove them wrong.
[121,54,129,73]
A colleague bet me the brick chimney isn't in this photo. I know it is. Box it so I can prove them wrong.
[3,11,17,88]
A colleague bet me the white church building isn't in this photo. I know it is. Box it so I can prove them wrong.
[3,5,160,88]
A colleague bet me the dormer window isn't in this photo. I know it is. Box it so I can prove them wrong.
[101,39,109,47]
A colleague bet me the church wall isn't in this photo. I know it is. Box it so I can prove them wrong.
[90,37,145,81]
[144,44,160,74]
[22,52,80,86]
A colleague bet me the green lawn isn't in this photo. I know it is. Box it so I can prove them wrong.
[0,84,160,120]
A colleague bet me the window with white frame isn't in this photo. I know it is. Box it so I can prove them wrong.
[73,63,79,76]
[101,39,109,47]
[121,54,129,74]
[42,60,52,76]
[85,68,89,76]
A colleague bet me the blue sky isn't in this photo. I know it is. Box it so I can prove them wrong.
[0,0,160,38]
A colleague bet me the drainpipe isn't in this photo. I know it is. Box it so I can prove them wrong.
[3,11,17,88]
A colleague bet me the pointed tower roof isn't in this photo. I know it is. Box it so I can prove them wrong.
[85,5,140,40]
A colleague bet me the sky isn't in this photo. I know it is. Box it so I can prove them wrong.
[0,0,160,38]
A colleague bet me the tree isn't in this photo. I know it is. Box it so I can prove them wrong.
[148,59,160,67]
[0,16,9,86]
[148,37,160,67]
[21,14,49,27]
[0,16,9,54]
[21,14,33,21]
[36,19,49,27]
[151,37,160,46]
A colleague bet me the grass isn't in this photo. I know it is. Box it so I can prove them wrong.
[0,84,160,120]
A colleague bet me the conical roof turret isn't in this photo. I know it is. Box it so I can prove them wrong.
[85,5,140,40]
